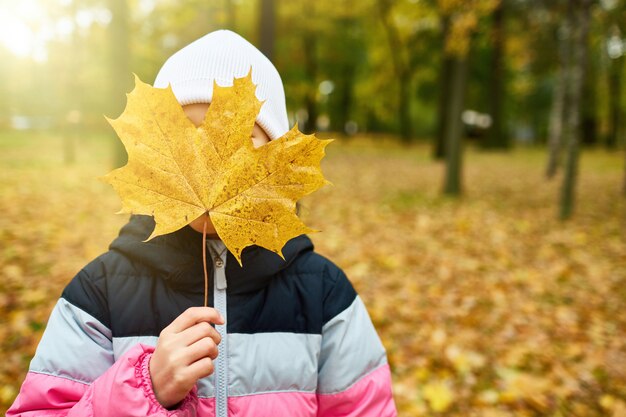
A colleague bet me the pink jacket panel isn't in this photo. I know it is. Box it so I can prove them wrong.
[10,343,395,417]
[7,344,196,417]
[7,373,86,417]
[317,364,396,417]
[227,392,317,417]
[194,364,394,417]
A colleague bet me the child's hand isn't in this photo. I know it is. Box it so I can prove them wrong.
[149,307,224,409]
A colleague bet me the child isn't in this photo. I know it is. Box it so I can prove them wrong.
[8,30,397,417]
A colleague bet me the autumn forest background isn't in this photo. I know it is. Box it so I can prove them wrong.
[1,0,625,415]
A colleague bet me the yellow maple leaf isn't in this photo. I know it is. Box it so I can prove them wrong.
[103,71,331,264]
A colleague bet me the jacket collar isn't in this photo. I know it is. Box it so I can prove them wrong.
[109,215,314,294]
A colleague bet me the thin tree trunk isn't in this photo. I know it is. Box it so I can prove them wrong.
[305,94,317,133]
[483,0,508,150]
[301,2,317,134]
[398,72,411,143]
[560,0,591,220]
[108,0,132,168]
[608,61,621,149]
[336,64,355,134]
[258,0,275,60]
[334,15,358,135]
[546,71,566,178]
[623,147,626,197]
[607,31,623,149]
[377,0,412,142]
[434,17,452,160]
[546,17,571,179]
[443,57,469,196]
[580,54,598,145]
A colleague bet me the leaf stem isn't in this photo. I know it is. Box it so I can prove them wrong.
[202,218,208,307]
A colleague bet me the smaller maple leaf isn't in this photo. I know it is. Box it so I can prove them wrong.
[103,71,332,265]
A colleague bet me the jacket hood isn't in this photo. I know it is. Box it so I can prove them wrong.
[109,215,314,294]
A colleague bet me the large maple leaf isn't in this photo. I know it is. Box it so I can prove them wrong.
[103,71,331,265]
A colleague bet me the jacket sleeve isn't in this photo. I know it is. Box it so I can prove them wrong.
[7,270,197,417]
[316,267,397,417]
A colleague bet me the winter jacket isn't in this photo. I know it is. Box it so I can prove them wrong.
[8,215,397,417]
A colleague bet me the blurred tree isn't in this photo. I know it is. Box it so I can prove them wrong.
[604,4,626,196]
[361,0,438,138]
[132,0,224,84]
[301,1,318,134]
[440,0,500,196]
[433,15,452,159]
[370,0,444,141]
[226,0,237,30]
[441,8,471,196]
[560,0,593,220]
[108,0,132,168]
[279,0,372,135]
[377,0,414,142]
[581,46,599,146]
[442,54,468,195]
[333,22,358,134]
[258,0,275,60]
[482,0,509,150]
[622,160,626,199]
[547,0,619,177]
[276,0,317,131]
[606,24,624,150]
[4,0,626,180]
[619,120,626,198]
[323,11,364,134]
[546,3,570,179]
[504,0,558,147]
[441,26,470,194]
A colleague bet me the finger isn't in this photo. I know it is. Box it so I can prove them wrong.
[178,321,222,346]
[186,337,219,364]
[187,357,215,381]
[166,307,225,334]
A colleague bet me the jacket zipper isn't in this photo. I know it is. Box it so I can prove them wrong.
[208,241,228,417]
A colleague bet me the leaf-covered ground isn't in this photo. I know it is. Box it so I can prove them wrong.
[1,131,624,416]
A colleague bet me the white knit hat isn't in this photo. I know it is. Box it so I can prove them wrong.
[153,30,289,140]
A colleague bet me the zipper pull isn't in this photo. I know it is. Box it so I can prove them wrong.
[214,256,227,290]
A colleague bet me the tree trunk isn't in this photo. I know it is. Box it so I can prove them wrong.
[607,36,623,150]
[560,0,591,220]
[623,146,626,197]
[336,64,355,134]
[443,57,469,196]
[377,0,412,142]
[302,5,317,134]
[398,72,411,143]
[434,17,452,160]
[108,0,132,168]
[546,17,571,179]
[607,60,622,149]
[483,0,508,150]
[258,0,275,60]
[305,94,317,133]
[580,54,598,145]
